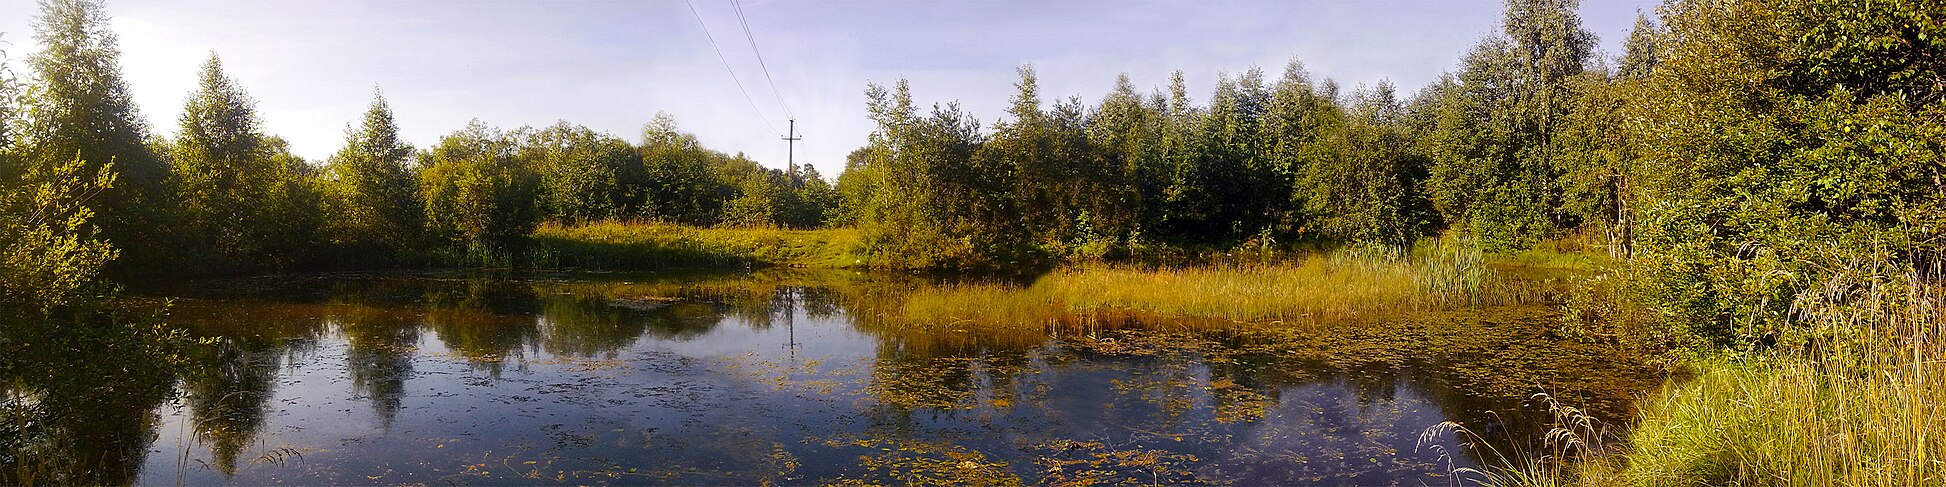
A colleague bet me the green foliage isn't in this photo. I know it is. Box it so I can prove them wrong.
[1,48,180,485]
[519,122,640,224]
[0,154,118,311]
[419,119,538,263]
[19,0,168,270]
[1631,0,1946,350]
[252,136,327,269]
[1296,82,1436,248]
[845,61,1446,268]
[530,220,862,270]
[1552,69,1643,259]
[850,80,1014,269]
[168,53,322,272]
[638,113,732,225]
[320,89,420,260]
[1423,0,1596,252]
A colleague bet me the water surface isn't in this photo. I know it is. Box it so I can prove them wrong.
[14,270,1659,485]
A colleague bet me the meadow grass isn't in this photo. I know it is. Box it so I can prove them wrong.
[528,220,865,270]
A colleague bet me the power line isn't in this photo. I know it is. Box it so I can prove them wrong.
[685,0,780,136]
[730,0,793,120]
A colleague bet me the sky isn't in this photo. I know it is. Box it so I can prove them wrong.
[0,0,1660,180]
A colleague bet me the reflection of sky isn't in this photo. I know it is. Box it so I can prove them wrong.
[136,278,1488,485]
[0,0,1657,180]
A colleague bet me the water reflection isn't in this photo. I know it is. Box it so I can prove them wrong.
[5,270,1659,485]
[2,316,177,485]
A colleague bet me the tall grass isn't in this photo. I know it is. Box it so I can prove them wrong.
[1420,394,1617,487]
[896,239,1532,331]
[1616,251,1945,486]
[1421,246,1946,486]
[528,220,864,270]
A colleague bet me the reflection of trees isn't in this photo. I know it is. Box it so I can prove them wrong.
[170,301,329,478]
[797,287,843,320]
[333,307,419,431]
[426,308,540,375]
[538,295,652,357]
[423,279,542,375]
[643,302,725,341]
[180,338,282,476]
[2,317,177,485]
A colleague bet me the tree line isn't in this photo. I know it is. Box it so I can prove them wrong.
[836,0,1643,268]
[4,0,1943,351]
[0,0,838,290]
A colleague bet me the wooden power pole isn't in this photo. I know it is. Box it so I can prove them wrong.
[782,119,803,186]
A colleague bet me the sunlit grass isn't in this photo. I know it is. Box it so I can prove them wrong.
[1614,270,1946,486]
[528,220,865,270]
[897,239,1552,331]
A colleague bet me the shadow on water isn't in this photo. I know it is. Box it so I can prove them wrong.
[7,269,1662,485]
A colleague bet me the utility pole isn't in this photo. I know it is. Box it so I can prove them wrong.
[782,118,803,187]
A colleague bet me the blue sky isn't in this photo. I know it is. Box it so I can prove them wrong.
[0,0,1659,179]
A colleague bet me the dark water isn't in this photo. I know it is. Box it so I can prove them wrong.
[6,270,1660,485]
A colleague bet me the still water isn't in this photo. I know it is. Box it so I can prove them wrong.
[27,270,1659,485]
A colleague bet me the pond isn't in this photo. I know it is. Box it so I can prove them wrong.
[9,270,1661,485]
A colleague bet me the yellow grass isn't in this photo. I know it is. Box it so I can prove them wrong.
[529,220,865,270]
[899,240,1532,330]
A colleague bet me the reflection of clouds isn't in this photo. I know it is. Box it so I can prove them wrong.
[1210,379,1460,484]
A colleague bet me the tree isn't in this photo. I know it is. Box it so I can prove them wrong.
[1260,59,1339,239]
[1617,13,1661,80]
[1,19,116,312]
[519,122,640,223]
[1085,73,1164,243]
[721,169,779,227]
[852,80,1025,268]
[170,53,281,270]
[1,35,17,178]
[321,89,419,258]
[1424,0,1595,251]
[20,0,167,270]
[638,114,731,225]
[420,120,537,261]
[784,163,839,228]
[1298,82,1437,247]
[253,136,325,269]
[832,146,881,227]
[0,154,119,311]
[988,65,1117,248]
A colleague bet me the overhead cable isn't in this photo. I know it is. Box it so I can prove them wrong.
[684,0,780,136]
[730,0,794,120]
